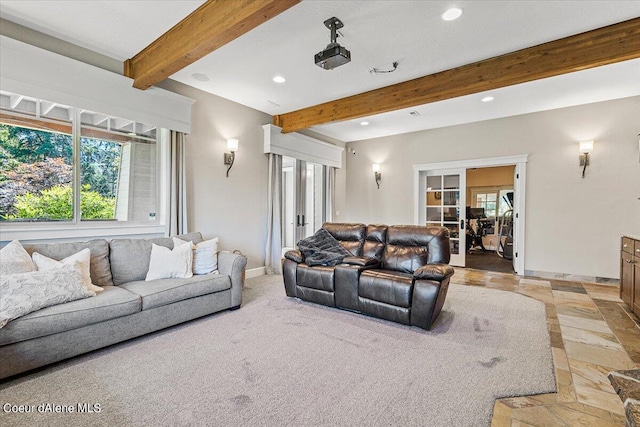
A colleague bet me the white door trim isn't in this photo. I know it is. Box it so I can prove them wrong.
[412,155,529,172]
[413,154,528,275]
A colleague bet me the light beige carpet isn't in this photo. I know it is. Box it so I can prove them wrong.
[0,275,555,426]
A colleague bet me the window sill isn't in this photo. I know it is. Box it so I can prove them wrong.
[0,222,167,243]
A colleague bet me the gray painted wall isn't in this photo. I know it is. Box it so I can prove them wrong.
[158,80,272,270]
[343,96,640,279]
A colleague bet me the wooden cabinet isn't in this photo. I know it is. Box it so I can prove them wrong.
[620,236,640,318]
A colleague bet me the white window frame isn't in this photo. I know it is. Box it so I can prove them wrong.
[0,36,192,242]
[0,119,169,242]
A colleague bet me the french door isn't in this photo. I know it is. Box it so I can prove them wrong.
[282,157,329,251]
[418,168,466,266]
[414,155,527,275]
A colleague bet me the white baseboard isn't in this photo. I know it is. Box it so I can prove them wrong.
[246,267,266,279]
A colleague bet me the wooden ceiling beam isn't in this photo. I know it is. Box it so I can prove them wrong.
[124,0,300,90]
[274,17,640,133]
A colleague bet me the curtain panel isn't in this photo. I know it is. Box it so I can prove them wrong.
[265,153,283,274]
[169,131,188,236]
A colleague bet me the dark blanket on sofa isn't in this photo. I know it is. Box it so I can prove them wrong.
[297,229,352,267]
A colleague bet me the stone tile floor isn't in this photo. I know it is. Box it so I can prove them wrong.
[450,267,640,426]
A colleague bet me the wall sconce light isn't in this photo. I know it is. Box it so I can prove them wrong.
[372,163,381,189]
[224,138,238,177]
[579,140,593,178]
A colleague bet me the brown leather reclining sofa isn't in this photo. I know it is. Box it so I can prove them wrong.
[283,223,455,330]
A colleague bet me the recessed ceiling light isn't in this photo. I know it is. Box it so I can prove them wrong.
[273,76,286,83]
[191,73,209,82]
[482,96,495,102]
[360,121,370,126]
[442,8,462,21]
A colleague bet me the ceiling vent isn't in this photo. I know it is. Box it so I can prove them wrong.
[315,17,351,70]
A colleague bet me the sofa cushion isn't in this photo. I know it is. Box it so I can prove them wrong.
[322,223,366,256]
[296,264,335,292]
[120,274,230,310]
[359,269,414,308]
[109,232,203,285]
[0,285,140,346]
[385,225,451,265]
[342,256,378,267]
[363,224,388,260]
[382,245,429,274]
[24,239,113,287]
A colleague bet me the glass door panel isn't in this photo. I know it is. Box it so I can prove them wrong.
[426,207,443,222]
[281,157,296,251]
[442,191,458,205]
[281,158,327,250]
[304,162,325,238]
[421,168,466,266]
[426,175,442,190]
[443,207,459,222]
[443,174,460,189]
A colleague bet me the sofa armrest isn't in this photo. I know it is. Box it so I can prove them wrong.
[284,249,303,263]
[414,264,455,281]
[218,251,247,307]
[342,256,379,267]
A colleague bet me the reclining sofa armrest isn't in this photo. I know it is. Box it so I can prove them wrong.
[218,251,247,308]
[342,256,379,267]
[284,249,304,263]
[413,264,455,282]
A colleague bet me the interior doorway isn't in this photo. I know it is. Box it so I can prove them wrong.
[414,155,527,275]
[465,166,516,273]
[282,156,329,254]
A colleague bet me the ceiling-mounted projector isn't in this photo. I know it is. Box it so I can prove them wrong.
[315,17,351,70]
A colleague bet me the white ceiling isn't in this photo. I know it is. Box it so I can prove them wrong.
[1,0,639,142]
[0,0,205,61]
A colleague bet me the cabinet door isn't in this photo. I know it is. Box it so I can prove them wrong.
[621,251,634,306]
[622,237,634,255]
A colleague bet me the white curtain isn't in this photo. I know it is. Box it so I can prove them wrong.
[325,166,335,223]
[265,153,283,274]
[169,131,188,236]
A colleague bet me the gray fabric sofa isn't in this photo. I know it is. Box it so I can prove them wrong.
[0,232,246,380]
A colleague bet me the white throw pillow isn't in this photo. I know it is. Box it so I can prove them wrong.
[145,243,193,281]
[173,237,219,275]
[32,249,104,294]
[0,262,94,328]
[0,240,36,276]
